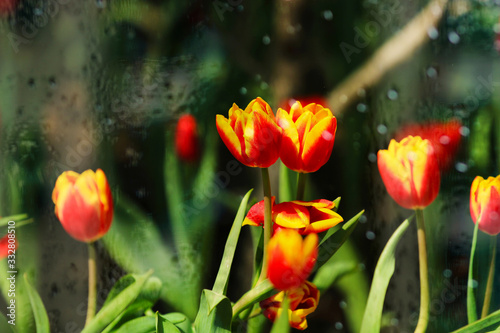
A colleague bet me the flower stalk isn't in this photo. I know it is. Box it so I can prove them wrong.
[296,172,306,201]
[481,236,497,319]
[85,242,97,327]
[467,217,480,324]
[258,167,273,283]
[415,209,429,333]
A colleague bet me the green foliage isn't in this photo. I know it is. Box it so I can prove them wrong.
[24,274,50,333]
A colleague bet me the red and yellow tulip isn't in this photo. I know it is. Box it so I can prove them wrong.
[470,175,500,235]
[0,234,16,259]
[175,114,200,163]
[277,101,337,173]
[52,169,113,243]
[260,280,320,330]
[216,97,282,168]
[267,229,317,291]
[377,136,440,209]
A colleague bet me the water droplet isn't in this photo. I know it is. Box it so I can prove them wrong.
[448,31,460,44]
[335,322,344,330]
[237,5,244,12]
[366,231,376,240]
[391,318,399,326]
[468,279,478,288]
[455,162,468,173]
[357,103,367,113]
[426,67,437,78]
[260,82,268,90]
[262,35,271,45]
[95,0,106,8]
[459,126,470,136]
[34,7,43,15]
[387,89,398,100]
[368,152,377,162]
[357,88,366,97]
[339,94,348,103]
[443,269,452,278]
[339,300,347,309]
[489,211,499,221]
[377,124,387,134]
[240,87,247,95]
[323,10,333,21]
[427,27,439,40]
[439,135,450,145]
[359,215,367,223]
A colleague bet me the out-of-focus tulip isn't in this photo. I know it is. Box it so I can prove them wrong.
[277,101,337,173]
[395,119,462,171]
[0,234,16,259]
[216,97,282,168]
[52,169,113,243]
[0,0,17,15]
[267,229,317,291]
[470,175,500,235]
[175,114,200,162]
[260,280,320,330]
[377,136,440,209]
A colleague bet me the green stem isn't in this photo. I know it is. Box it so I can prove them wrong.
[232,279,275,320]
[467,218,480,324]
[258,168,272,284]
[481,236,497,319]
[296,172,307,201]
[85,242,97,327]
[414,209,429,333]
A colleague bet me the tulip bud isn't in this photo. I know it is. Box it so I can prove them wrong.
[470,175,500,235]
[267,229,317,291]
[0,234,16,259]
[52,169,113,243]
[260,280,320,330]
[216,97,282,168]
[377,136,440,209]
[175,114,200,163]
[277,101,337,173]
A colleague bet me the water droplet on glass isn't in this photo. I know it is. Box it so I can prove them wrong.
[448,31,460,44]
[377,124,387,134]
[237,5,244,12]
[339,300,347,309]
[34,7,43,15]
[439,135,450,145]
[95,0,106,8]
[323,10,333,21]
[260,82,268,90]
[368,152,377,162]
[357,103,367,113]
[262,35,271,45]
[468,279,478,288]
[387,89,398,100]
[240,87,247,95]
[357,88,366,97]
[366,231,376,240]
[335,322,344,330]
[455,162,468,173]
[459,126,470,136]
[426,67,437,78]
[443,269,452,278]
[359,215,367,223]
[427,27,439,39]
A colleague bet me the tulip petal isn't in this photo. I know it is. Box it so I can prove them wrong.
[301,116,336,173]
[277,108,301,171]
[273,202,310,229]
[216,114,244,163]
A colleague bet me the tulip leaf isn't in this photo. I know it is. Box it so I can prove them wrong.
[270,294,290,333]
[451,307,500,333]
[212,189,253,295]
[81,270,153,333]
[316,210,364,270]
[0,312,14,333]
[159,313,193,333]
[0,214,30,227]
[332,197,341,211]
[232,279,276,320]
[360,217,411,333]
[112,316,156,333]
[24,274,50,333]
[156,312,182,333]
[194,289,232,333]
[313,260,358,293]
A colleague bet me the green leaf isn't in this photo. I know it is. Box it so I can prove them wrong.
[212,189,253,295]
[160,313,193,333]
[112,316,156,333]
[24,274,50,333]
[81,270,153,333]
[270,293,290,333]
[0,311,14,333]
[156,312,181,333]
[313,260,358,293]
[0,214,30,227]
[360,217,412,333]
[451,308,500,333]
[194,290,232,333]
[315,210,363,270]
[332,197,341,212]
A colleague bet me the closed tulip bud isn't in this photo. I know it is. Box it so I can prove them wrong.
[52,169,113,243]
[216,97,282,168]
[0,234,16,259]
[267,229,317,291]
[277,101,337,173]
[260,280,320,330]
[175,114,200,162]
[377,136,440,209]
[470,175,500,235]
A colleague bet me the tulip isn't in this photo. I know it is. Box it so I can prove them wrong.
[175,114,200,162]
[279,96,329,112]
[0,0,17,14]
[276,101,337,173]
[470,175,500,235]
[377,136,440,209]
[0,234,16,259]
[260,280,320,330]
[52,169,113,243]
[267,228,317,291]
[216,97,282,168]
[395,119,462,171]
